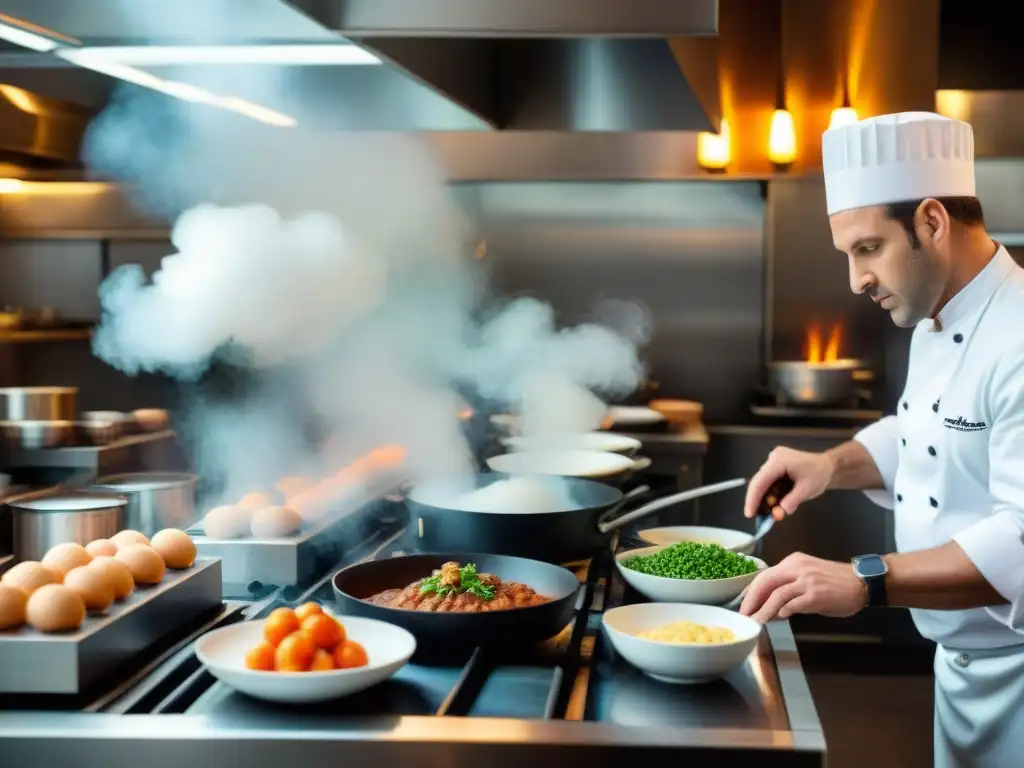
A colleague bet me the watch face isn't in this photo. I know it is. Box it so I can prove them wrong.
[854,555,887,578]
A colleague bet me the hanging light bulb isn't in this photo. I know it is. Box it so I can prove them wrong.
[768,108,797,167]
[829,105,858,130]
[697,118,731,172]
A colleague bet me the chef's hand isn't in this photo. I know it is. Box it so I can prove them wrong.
[739,552,866,623]
[743,447,834,519]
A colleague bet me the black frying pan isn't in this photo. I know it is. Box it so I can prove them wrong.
[408,473,748,564]
[332,553,580,657]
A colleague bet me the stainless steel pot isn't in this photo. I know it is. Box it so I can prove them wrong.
[0,387,77,421]
[9,492,127,561]
[92,472,198,535]
[0,420,75,449]
[767,359,874,406]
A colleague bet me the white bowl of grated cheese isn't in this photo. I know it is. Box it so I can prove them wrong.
[602,603,762,684]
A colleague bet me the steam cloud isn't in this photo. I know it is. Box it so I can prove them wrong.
[84,3,647,500]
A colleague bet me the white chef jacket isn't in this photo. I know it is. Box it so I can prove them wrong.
[854,245,1024,650]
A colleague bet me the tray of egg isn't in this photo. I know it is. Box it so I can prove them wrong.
[0,528,224,695]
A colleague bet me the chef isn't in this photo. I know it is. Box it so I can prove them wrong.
[739,112,1024,767]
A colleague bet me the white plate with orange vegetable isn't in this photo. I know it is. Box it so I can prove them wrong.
[195,602,416,703]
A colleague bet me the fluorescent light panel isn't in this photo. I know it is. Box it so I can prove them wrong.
[54,49,297,128]
[0,19,59,51]
[59,44,380,66]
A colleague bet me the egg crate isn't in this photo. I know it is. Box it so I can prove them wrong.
[0,557,223,695]
[190,478,407,592]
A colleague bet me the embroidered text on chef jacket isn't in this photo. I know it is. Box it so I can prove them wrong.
[856,246,1024,650]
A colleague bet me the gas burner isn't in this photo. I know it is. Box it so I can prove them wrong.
[749,387,883,424]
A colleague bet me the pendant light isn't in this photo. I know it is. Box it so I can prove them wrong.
[697,117,731,172]
[768,13,796,169]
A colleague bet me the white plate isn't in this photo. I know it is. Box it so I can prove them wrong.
[615,545,766,605]
[487,449,636,479]
[603,603,762,684]
[638,525,756,555]
[501,432,642,457]
[195,614,416,704]
[605,406,666,427]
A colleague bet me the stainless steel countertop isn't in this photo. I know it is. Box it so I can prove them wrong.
[0,619,824,767]
[0,510,825,767]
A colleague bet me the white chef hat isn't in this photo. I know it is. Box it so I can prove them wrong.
[821,112,975,216]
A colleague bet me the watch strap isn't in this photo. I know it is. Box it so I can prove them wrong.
[865,572,888,608]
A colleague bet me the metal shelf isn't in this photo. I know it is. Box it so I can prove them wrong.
[0,328,94,343]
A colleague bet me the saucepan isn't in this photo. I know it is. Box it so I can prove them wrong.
[409,473,748,564]
[767,360,874,406]
[486,449,652,487]
[333,552,582,657]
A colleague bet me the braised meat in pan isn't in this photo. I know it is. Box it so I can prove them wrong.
[366,561,553,613]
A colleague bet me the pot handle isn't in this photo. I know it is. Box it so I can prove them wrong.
[594,485,652,529]
[597,477,747,535]
[630,456,652,473]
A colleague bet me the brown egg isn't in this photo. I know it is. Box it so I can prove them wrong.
[0,584,28,630]
[202,505,250,539]
[63,565,115,612]
[150,529,196,569]
[114,544,165,585]
[250,506,302,539]
[86,538,118,558]
[26,584,86,632]
[2,561,60,595]
[41,542,93,579]
[111,529,150,549]
[89,556,135,600]
[238,491,275,511]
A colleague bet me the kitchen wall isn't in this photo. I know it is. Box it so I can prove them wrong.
[1,180,768,424]
[453,180,766,424]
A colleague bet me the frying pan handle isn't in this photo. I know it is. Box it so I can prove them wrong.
[597,477,748,535]
[595,485,652,530]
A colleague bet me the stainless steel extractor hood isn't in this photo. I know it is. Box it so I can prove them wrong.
[0,0,722,133]
[0,82,90,169]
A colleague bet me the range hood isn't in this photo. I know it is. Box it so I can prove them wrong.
[0,82,90,169]
[0,0,722,133]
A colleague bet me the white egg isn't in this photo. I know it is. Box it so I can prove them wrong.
[202,505,251,539]
[250,506,302,539]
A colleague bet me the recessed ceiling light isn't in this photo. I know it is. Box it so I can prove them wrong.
[58,44,381,67]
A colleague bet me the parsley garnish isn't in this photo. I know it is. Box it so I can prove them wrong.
[419,562,496,601]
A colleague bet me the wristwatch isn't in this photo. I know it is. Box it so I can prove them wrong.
[851,554,889,608]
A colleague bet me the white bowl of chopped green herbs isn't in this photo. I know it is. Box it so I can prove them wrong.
[615,542,766,605]
[602,603,762,684]
[637,525,756,555]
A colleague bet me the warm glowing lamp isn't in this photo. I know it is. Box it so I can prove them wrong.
[0,178,23,194]
[697,118,731,172]
[768,109,796,167]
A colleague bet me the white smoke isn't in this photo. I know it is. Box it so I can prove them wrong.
[84,3,647,496]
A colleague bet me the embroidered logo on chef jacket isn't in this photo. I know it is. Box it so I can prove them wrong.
[943,415,989,432]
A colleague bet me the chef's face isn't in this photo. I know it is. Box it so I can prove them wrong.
[830,201,951,328]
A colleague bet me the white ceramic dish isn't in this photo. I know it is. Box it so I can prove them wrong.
[615,545,766,605]
[638,525,756,555]
[501,432,642,457]
[603,603,761,684]
[486,449,642,480]
[195,615,416,704]
[605,406,666,427]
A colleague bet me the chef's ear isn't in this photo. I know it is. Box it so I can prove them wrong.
[916,198,951,244]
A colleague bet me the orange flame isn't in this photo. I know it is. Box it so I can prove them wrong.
[805,323,842,364]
